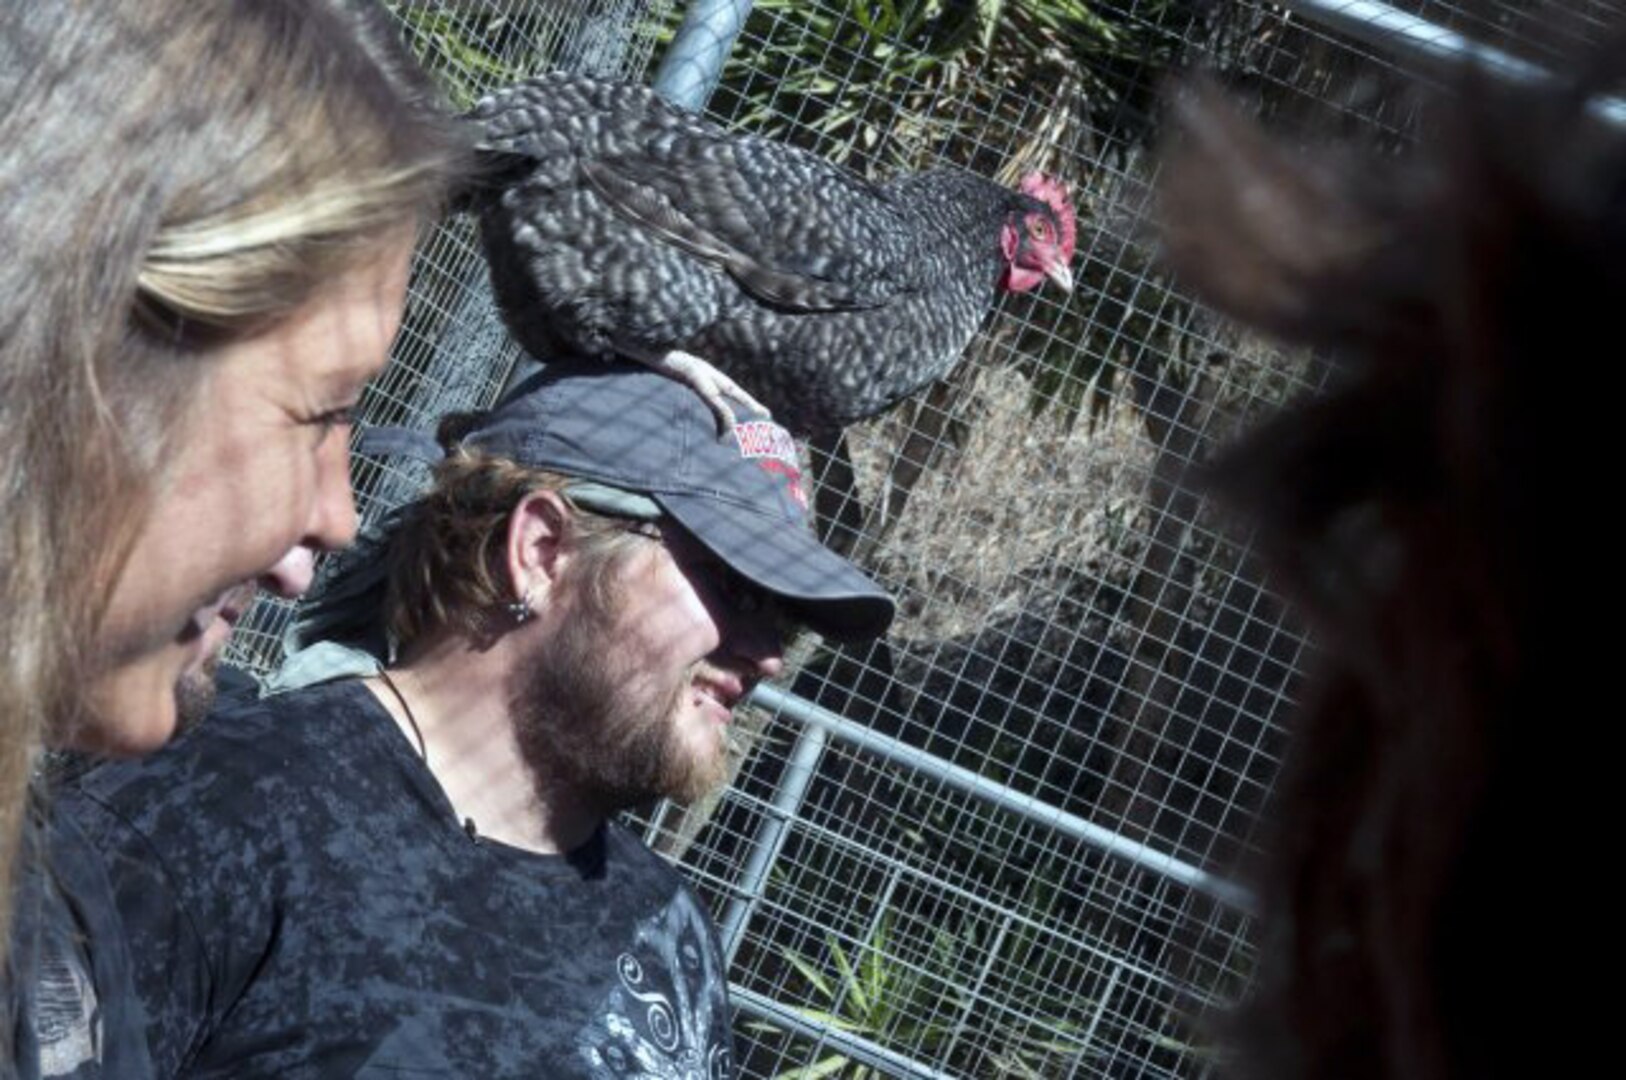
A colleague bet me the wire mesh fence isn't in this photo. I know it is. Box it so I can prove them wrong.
[220,1,1612,1075]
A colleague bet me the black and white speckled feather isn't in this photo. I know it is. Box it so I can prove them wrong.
[471,72,1070,435]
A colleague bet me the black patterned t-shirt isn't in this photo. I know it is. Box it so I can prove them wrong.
[61,680,734,1079]
[6,804,156,1080]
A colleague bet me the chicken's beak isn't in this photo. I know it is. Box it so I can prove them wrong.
[1046,260,1075,294]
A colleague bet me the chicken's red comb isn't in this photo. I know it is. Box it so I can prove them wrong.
[1021,172,1077,258]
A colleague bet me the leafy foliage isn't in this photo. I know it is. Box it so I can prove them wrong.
[748,886,1099,1078]
[711,0,1209,169]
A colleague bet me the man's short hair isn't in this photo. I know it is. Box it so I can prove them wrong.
[384,448,647,653]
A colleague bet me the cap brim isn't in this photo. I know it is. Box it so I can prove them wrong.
[657,493,896,643]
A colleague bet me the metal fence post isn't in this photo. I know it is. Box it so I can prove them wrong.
[652,0,754,111]
[717,720,829,964]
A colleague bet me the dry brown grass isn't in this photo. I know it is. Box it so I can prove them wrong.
[849,357,1153,644]
[837,314,1311,652]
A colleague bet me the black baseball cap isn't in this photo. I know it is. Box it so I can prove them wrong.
[458,361,894,641]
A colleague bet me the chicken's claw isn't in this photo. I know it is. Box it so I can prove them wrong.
[646,350,771,437]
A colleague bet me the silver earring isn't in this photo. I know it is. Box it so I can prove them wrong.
[507,586,535,624]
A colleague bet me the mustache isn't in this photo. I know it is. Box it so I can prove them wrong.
[690,660,760,705]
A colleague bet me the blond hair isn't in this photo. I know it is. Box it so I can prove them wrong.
[0,0,470,967]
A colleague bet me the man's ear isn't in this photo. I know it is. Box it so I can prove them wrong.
[505,489,572,604]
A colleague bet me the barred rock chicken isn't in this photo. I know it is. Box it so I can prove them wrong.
[469,72,1076,435]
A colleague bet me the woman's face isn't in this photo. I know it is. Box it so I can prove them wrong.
[78,236,416,754]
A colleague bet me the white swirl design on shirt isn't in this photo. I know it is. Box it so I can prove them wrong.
[579,892,731,1078]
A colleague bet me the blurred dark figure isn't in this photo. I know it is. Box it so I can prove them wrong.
[1156,53,1624,1080]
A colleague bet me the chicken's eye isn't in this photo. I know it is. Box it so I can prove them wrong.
[1028,217,1052,241]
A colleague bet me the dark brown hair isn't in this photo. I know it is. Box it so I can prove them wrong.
[1157,57,1624,1079]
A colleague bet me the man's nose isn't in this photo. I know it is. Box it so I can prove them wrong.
[729,611,785,680]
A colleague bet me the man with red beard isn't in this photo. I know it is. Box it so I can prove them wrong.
[60,361,894,1078]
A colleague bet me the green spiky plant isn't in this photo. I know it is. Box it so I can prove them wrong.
[749,899,1095,1079]
[750,912,969,1079]
[709,0,1205,165]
